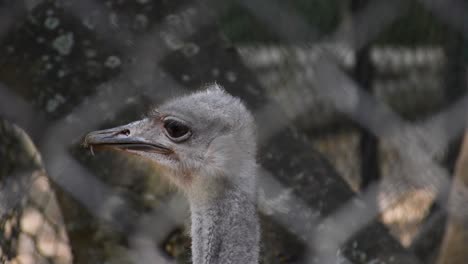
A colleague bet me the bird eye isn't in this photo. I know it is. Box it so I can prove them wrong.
[163,118,191,141]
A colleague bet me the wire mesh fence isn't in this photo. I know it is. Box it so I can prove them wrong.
[0,0,468,263]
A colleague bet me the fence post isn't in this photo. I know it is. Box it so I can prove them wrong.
[350,0,380,191]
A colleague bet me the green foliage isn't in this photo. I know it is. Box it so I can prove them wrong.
[220,0,456,47]
[219,1,279,43]
[375,1,452,45]
[291,0,341,35]
[219,0,341,43]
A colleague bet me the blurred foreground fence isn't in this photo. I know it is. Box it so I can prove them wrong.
[1,0,468,263]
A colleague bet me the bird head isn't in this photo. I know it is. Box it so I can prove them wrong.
[83,84,256,191]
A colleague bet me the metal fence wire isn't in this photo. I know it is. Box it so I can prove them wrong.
[1,0,468,263]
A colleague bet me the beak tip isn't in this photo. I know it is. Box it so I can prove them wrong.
[81,133,92,148]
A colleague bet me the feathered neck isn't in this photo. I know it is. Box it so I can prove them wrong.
[187,170,259,264]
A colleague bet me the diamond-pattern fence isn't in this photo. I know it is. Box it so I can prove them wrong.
[0,0,467,263]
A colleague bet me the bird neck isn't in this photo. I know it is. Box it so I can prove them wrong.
[188,177,259,264]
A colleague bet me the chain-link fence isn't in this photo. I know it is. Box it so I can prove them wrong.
[1,0,468,263]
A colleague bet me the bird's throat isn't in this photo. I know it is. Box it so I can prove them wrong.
[189,187,259,264]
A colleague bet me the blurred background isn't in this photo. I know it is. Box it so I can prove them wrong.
[1,0,468,263]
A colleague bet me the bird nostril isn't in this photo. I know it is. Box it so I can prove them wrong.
[119,129,130,136]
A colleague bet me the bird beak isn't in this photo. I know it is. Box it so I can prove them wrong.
[82,120,172,155]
